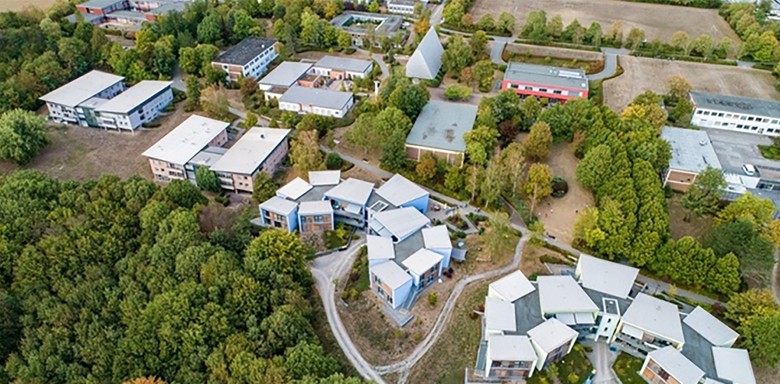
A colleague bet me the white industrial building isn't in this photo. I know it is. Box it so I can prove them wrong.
[690,91,780,137]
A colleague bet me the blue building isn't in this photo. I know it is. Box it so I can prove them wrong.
[375,174,430,213]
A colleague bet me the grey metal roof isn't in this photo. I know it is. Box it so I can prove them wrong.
[662,126,722,173]
[406,27,443,80]
[95,81,171,114]
[314,55,373,74]
[622,293,685,344]
[79,0,124,8]
[40,70,124,108]
[142,115,229,165]
[279,86,353,111]
[683,306,738,348]
[504,62,588,91]
[406,101,477,153]
[375,174,428,207]
[651,346,705,384]
[691,90,780,118]
[260,62,313,87]
[210,127,290,175]
[576,254,639,299]
[214,36,277,66]
[260,196,298,215]
[712,348,756,384]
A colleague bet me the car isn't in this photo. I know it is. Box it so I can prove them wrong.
[743,164,758,176]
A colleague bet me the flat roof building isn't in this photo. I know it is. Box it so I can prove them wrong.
[40,70,127,127]
[312,56,373,79]
[279,86,355,118]
[537,275,599,325]
[488,270,535,303]
[661,126,723,191]
[690,91,780,137]
[330,11,404,48]
[642,346,705,384]
[618,293,685,350]
[501,62,588,102]
[575,254,639,299]
[93,80,173,131]
[683,306,739,348]
[259,62,313,90]
[212,36,278,82]
[405,101,477,167]
[209,127,291,192]
[309,170,341,186]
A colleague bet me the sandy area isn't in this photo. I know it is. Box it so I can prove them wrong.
[0,0,57,12]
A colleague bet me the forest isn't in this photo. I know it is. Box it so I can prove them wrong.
[0,171,363,383]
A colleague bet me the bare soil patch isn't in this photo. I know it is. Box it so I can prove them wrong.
[521,244,571,277]
[0,1,56,12]
[668,193,715,242]
[471,0,739,42]
[0,104,191,181]
[604,55,779,112]
[537,142,595,246]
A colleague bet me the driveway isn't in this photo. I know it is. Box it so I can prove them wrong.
[489,37,513,65]
[588,48,629,81]
[588,340,619,384]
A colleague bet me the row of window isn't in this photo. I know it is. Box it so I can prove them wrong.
[695,109,780,124]
[700,119,778,133]
[505,82,581,98]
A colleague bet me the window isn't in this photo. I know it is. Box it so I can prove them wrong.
[748,116,755,121]
[772,119,779,124]
[741,115,747,120]
[539,88,548,93]
[553,90,562,94]
[718,113,724,117]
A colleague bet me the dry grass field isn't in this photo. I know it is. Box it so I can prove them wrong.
[471,0,739,42]
[603,55,780,112]
[0,0,58,12]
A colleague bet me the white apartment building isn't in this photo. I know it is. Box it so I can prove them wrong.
[209,127,291,193]
[690,91,780,137]
[211,37,278,82]
[40,70,126,126]
[278,86,354,118]
[311,55,373,80]
[93,80,173,131]
[386,0,420,15]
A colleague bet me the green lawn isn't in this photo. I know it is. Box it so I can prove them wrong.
[342,246,369,299]
[528,344,594,384]
[613,352,645,384]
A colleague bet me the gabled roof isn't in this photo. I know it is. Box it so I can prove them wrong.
[712,348,756,384]
[489,270,535,303]
[537,275,598,314]
[210,128,290,175]
[40,70,124,108]
[683,306,739,347]
[298,200,333,216]
[402,248,443,276]
[488,335,536,362]
[370,207,430,241]
[260,62,313,87]
[372,260,412,289]
[405,27,443,80]
[325,178,375,205]
[94,80,171,113]
[309,170,341,186]
[314,55,373,73]
[527,318,578,353]
[277,177,313,200]
[260,196,297,215]
[142,115,229,165]
[648,346,705,384]
[576,254,639,299]
[367,235,395,261]
[485,296,516,332]
[422,225,452,250]
[375,174,429,207]
[622,293,685,344]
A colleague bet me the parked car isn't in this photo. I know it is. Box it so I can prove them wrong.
[743,163,758,176]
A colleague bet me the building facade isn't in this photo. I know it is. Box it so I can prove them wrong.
[386,0,419,14]
[690,91,780,137]
[311,56,373,80]
[209,128,291,193]
[41,70,126,127]
[93,81,173,131]
[278,86,354,118]
[212,37,279,82]
[501,62,588,102]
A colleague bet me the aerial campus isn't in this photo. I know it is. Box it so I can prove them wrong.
[2,0,780,384]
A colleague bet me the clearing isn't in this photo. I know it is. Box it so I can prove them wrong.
[470,0,739,42]
[0,0,57,12]
[668,194,715,242]
[0,104,192,181]
[604,55,779,112]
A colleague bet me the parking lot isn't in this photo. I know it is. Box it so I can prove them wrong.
[703,128,779,173]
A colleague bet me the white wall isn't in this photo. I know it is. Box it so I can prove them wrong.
[393,277,414,309]
[692,107,780,137]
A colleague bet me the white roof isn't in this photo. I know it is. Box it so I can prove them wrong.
[683,306,739,347]
[372,260,412,289]
[422,225,452,250]
[402,248,443,276]
[527,318,578,353]
[488,335,536,362]
[375,174,429,207]
[309,170,341,186]
[210,128,290,175]
[485,296,516,332]
[260,62,312,87]
[648,347,704,384]
[325,178,375,205]
[537,275,598,314]
[406,27,443,80]
[371,207,430,240]
[277,177,313,200]
[298,200,333,216]
[279,86,354,111]
[40,70,124,108]
[314,55,373,73]
[367,235,395,261]
[622,293,685,344]
[142,115,230,165]
[94,80,171,113]
[260,196,297,215]
[712,348,756,384]
[577,254,639,299]
[489,270,535,303]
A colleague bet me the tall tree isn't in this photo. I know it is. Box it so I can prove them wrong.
[480,156,506,209]
[740,312,780,367]
[290,130,323,173]
[253,172,278,203]
[470,30,489,59]
[0,109,48,165]
[499,143,526,198]
[195,166,221,193]
[441,35,474,76]
[523,163,553,215]
[681,166,726,219]
[388,82,430,120]
[523,121,553,161]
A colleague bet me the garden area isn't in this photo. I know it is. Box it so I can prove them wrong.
[527,344,593,384]
[341,246,370,302]
[613,352,645,384]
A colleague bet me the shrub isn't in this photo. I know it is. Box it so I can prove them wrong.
[325,152,343,170]
[551,176,568,197]
[427,292,438,307]
[214,194,230,206]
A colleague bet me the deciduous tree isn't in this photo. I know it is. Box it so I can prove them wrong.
[290,130,323,173]
[681,165,726,219]
[195,166,221,193]
[0,109,48,165]
[523,121,553,161]
[253,171,278,203]
[523,163,553,215]
[416,153,437,180]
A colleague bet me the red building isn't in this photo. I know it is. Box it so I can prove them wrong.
[501,62,588,103]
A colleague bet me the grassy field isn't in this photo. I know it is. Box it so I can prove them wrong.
[613,353,645,384]
[0,0,58,12]
[407,280,488,384]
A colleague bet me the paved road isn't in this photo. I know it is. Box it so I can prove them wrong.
[489,37,513,65]
[588,48,630,81]
[309,239,389,384]
[589,341,619,384]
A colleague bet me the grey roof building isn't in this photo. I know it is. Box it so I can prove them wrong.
[213,37,277,66]
[314,56,373,74]
[259,62,313,88]
[330,11,403,38]
[690,91,780,118]
[279,86,354,112]
[94,80,171,114]
[406,27,444,80]
[662,127,722,173]
[503,62,588,93]
[40,70,125,108]
[405,101,477,166]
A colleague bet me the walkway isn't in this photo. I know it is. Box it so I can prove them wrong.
[587,340,619,384]
[489,37,513,65]
[588,48,629,81]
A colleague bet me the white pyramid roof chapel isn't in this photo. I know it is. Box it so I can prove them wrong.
[406,27,444,80]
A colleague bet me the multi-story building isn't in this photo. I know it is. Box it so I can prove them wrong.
[40,70,126,126]
[259,62,316,100]
[209,128,291,193]
[386,0,420,15]
[501,62,588,103]
[660,126,723,192]
[92,80,173,131]
[77,0,128,15]
[527,318,579,370]
[278,86,354,118]
[641,347,705,384]
[211,37,278,82]
[690,91,780,137]
[484,335,538,379]
[613,293,686,353]
[259,197,299,232]
[67,0,193,25]
[311,56,373,80]
[298,201,335,233]
[405,101,477,167]
[330,11,404,47]
[142,115,230,183]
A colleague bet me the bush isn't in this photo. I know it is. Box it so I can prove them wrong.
[427,292,438,307]
[325,152,343,170]
[215,194,230,206]
[443,84,472,101]
[551,176,568,197]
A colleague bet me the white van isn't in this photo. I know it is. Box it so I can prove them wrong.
[743,164,757,176]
